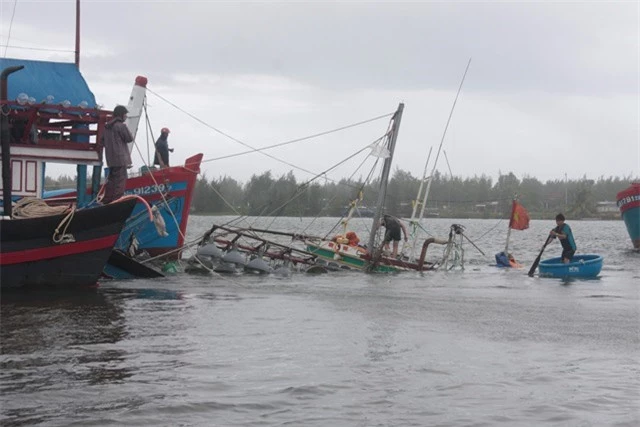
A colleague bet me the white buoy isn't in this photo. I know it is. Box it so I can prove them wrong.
[197,243,224,258]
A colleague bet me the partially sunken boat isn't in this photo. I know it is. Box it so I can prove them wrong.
[187,103,473,275]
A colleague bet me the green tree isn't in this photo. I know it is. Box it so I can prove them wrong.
[569,179,596,218]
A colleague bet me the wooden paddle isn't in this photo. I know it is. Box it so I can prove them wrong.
[528,235,554,277]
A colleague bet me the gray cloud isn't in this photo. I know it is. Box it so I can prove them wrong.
[5,2,633,94]
[2,1,638,183]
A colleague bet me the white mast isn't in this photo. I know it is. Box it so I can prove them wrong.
[407,58,472,261]
[125,75,148,152]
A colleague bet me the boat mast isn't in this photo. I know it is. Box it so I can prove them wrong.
[125,76,148,146]
[75,0,80,67]
[366,103,404,263]
[407,58,472,260]
[406,146,433,259]
[503,198,516,254]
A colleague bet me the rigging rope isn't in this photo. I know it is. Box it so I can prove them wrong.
[146,87,393,182]
[2,0,19,57]
[12,198,71,219]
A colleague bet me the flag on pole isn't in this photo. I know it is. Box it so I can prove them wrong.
[509,201,530,230]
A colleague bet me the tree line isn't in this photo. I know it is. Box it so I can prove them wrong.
[189,169,635,219]
[45,169,635,219]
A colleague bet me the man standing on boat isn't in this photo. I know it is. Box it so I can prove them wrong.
[380,214,408,258]
[549,213,576,263]
[102,105,134,204]
[154,127,173,168]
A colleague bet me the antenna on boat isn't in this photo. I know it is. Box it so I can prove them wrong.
[407,57,472,261]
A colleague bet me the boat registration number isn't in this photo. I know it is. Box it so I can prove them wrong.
[126,183,170,196]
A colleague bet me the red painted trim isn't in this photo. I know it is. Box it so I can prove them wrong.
[617,183,640,214]
[135,76,148,87]
[0,235,118,265]
[617,183,640,201]
[43,153,203,257]
[619,201,640,214]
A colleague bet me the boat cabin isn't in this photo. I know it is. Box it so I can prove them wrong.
[0,58,112,208]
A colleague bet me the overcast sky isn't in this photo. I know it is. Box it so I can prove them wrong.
[1,1,638,185]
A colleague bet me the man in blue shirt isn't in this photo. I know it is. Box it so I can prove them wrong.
[550,213,576,263]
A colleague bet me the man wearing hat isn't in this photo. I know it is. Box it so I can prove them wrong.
[154,127,174,168]
[102,105,133,203]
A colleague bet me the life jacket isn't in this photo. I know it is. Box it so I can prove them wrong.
[345,231,360,246]
[509,257,522,268]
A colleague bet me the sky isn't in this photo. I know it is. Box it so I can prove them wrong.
[1,0,639,185]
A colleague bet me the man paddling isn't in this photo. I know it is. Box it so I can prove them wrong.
[549,213,576,263]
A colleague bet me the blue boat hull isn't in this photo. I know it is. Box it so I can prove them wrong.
[114,196,185,254]
[539,254,603,278]
[617,183,640,249]
[620,206,640,249]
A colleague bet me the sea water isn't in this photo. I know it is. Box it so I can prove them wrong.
[1,217,638,426]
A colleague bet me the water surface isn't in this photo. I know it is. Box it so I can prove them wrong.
[2,217,639,426]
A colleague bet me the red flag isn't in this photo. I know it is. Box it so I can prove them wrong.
[509,201,530,230]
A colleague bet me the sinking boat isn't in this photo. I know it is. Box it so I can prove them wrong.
[300,103,473,273]
[187,64,476,275]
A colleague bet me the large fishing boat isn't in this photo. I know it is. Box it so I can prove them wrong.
[0,59,201,273]
[1,1,200,280]
[617,182,640,250]
[0,64,138,288]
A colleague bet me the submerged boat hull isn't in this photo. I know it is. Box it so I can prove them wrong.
[305,239,439,273]
[616,183,640,249]
[306,241,399,272]
[0,199,137,288]
[538,254,603,279]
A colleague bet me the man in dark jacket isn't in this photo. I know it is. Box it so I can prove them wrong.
[154,127,173,168]
[102,105,133,204]
[380,214,408,258]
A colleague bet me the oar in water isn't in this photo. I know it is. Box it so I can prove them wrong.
[528,235,554,277]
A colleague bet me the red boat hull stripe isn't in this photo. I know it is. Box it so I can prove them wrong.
[0,235,118,265]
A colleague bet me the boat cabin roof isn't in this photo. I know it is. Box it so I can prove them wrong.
[1,59,109,165]
[0,58,96,107]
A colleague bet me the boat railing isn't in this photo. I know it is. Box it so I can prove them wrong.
[1,100,109,156]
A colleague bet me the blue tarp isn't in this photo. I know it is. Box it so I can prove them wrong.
[0,58,96,107]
